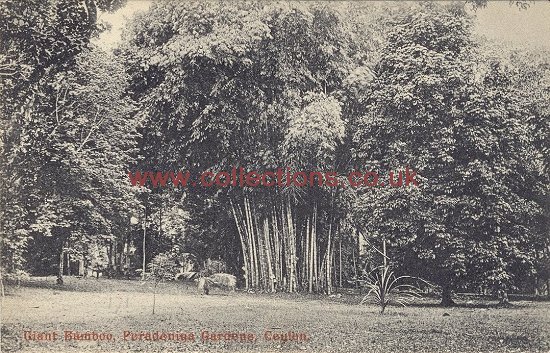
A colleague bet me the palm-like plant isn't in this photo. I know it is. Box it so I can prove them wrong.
[360,265,424,313]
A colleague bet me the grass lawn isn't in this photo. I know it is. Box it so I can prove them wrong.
[1,276,549,353]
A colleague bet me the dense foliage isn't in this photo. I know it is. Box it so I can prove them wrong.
[351,2,548,303]
[0,0,136,281]
[1,0,547,304]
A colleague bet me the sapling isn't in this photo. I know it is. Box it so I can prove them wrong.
[144,253,179,314]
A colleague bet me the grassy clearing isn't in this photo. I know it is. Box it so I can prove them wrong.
[1,277,549,353]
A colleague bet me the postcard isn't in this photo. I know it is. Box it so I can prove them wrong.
[1,1,549,352]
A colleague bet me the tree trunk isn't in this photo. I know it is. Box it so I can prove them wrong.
[67,252,71,276]
[58,242,65,284]
[78,259,84,276]
[441,284,455,307]
[498,289,509,305]
[107,239,113,278]
[59,247,64,277]
[339,238,342,288]
[142,202,147,281]
[351,246,360,289]
[382,237,387,267]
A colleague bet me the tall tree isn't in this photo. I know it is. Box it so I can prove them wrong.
[351,2,547,305]
[0,0,134,281]
[120,0,390,292]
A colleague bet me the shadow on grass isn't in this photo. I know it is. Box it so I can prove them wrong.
[203,293,230,297]
[4,276,182,295]
[407,301,525,309]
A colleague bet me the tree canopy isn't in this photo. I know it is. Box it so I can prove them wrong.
[1,0,547,303]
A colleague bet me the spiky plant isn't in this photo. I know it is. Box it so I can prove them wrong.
[360,265,424,313]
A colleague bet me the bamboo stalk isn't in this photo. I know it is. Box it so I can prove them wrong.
[285,199,296,292]
[326,219,332,294]
[339,237,342,288]
[244,197,259,288]
[264,218,274,292]
[252,202,265,290]
[272,208,282,291]
[230,199,250,290]
[306,215,311,292]
[256,214,266,290]
[312,204,318,292]
[282,203,289,291]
